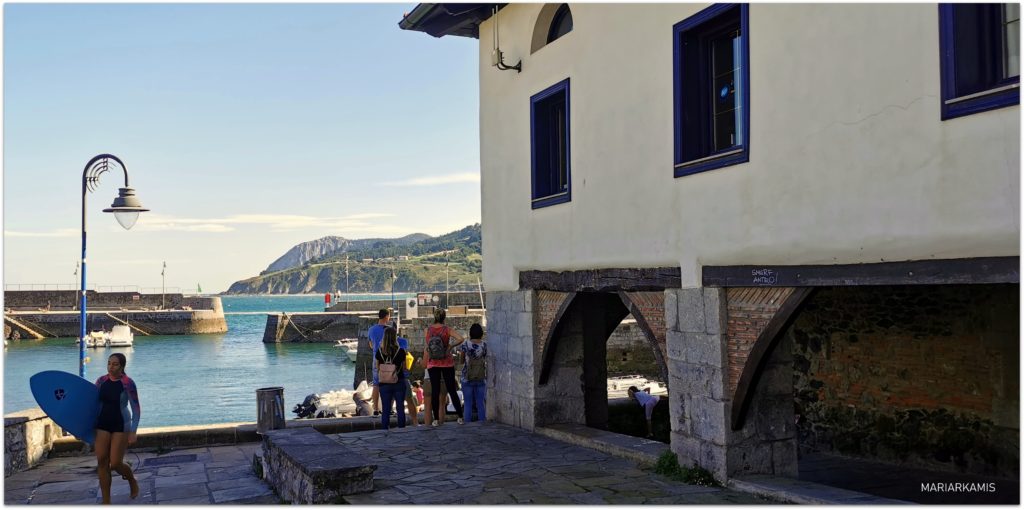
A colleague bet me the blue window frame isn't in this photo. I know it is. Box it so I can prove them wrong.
[939,4,1020,120]
[673,4,750,178]
[530,78,571,209]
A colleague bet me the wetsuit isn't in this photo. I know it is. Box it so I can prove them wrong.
[93,375,141,434]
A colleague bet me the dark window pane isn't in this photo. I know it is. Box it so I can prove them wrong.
[710,30,740,151]
[953,4,1003,95]
[1004,3,1020,78]
[548,5,573,43]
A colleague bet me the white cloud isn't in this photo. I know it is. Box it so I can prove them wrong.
[379,172,480,187]
[4,228,79,238]
[125,212,399,233]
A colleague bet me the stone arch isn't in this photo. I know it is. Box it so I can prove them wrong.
[617,291,669,384]
[727,287,814,429]
[531,3,573,54]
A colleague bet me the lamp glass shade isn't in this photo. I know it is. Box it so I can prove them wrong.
[113,211,140,230]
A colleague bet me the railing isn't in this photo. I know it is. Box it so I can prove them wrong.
[4,284,82,291]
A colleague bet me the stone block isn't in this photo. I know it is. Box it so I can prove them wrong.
[725,440,775,477]
[756,359,796,399]
[485,293,498,312]
[666,330,686,361]
[698,443,728,483]
[703,288,726,335]
[522,290,534,312]
[682,332,727,367]
[664,290,679,332]
[667,392,690,436]
[688,396,728,445]
[670,363,725,401]
[772,438,799,477]
[750,395,796,441]
[677,288,706,334]
[262,428,375,503]
[517,313,534,338]
[670,432,702,466]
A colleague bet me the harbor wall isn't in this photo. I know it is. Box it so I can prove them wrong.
[324,291,486,315]
[5,308,227,339]
[4,291,220,313]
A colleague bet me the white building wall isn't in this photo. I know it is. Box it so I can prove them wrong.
[478,4,1020,290]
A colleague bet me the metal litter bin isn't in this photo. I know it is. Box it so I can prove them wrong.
[256,386,285,434]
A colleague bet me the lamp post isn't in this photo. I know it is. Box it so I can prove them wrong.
[79,154,148,378]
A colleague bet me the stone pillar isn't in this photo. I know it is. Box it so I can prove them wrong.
[485,290,537,431]
[666,287,731,481]
[666,287,797,481]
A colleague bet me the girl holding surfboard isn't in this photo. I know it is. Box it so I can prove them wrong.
[94,353,141,503]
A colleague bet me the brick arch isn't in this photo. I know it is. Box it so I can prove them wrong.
[617,291,669,384]
[535,290,576,385]
[727,286,814,429]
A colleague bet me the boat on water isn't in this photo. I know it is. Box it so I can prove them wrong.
[334,338,358,362]
[80,330,110,348]
[607,374,667,398]
[107,325,134,348]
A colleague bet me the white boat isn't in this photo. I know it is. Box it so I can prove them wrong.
[80,330,109,348]
[607,375,668,398]
[334,338,358,363]
[107,325,134,347]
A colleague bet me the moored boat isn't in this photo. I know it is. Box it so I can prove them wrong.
[107,325,134,347]
[334,338,358,362]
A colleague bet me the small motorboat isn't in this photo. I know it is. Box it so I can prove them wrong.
[107,325,134,348]
[81,330,109,348]
[334,338,358,363]
[607,375,668,398]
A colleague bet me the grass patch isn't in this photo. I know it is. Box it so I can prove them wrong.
[653,451,720,487]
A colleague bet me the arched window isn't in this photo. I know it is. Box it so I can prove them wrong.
[546,4,573,43]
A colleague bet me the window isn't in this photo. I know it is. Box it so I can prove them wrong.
[939,4,1020,120]
[673,4,750,178]
[530,78,571,209]
[547,4,573,43]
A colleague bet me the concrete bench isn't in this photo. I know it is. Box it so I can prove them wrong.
[261,427,376,503]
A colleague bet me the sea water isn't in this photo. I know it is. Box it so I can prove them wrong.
[2,294,410,427]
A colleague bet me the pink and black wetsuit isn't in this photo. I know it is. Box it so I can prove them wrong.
[93,375,141,434]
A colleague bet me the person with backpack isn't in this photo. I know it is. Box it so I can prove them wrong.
[458,323,488,423]
[375,326,408,430]
[423,308,465,426]
[367,308,392,415]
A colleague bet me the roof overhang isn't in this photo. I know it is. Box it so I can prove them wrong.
[398,3,502,39]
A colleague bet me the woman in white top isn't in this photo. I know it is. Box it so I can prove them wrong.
[628,386,660,438]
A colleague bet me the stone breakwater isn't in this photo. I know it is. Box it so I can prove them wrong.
[3,293,227,339]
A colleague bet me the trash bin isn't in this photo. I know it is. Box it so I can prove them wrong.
[256,386,285,434]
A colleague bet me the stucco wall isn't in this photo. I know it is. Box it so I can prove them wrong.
[477,4,1020,290]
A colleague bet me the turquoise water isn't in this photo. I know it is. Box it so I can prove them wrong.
[3,295,410,428]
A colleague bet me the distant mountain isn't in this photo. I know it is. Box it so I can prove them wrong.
[224,225,481,295]
[262,233,429,274]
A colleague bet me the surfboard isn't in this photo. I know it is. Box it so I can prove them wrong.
[29,371,100,445]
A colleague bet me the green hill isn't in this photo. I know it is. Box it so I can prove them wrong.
[224,224,481,294]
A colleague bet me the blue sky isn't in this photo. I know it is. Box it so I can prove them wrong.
[3,3,481,293]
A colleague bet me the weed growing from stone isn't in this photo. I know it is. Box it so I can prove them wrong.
[653,451,720,487]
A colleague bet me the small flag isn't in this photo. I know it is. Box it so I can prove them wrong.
[197,283,202,293]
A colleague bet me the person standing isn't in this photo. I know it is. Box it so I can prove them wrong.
[423,308,465,426]
[367,309,391,415]
[94,353,141,504]
[458,323,488,423]
[375,327,408,430]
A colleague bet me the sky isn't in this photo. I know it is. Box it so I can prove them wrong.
[2,3,481,294]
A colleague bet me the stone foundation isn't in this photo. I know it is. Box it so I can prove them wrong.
[667,287,796,481]
[484,290,537,430]
[5,408,62,477]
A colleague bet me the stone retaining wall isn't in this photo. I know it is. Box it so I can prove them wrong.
[4,291,219,312]
[4,408,62,477]
[789,284,1019,478]
[6,307,227,339]
[484,290,537,430]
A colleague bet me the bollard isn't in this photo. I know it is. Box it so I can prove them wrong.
[256,387,285,434]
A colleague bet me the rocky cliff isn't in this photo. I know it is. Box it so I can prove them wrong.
[263,233,430,274]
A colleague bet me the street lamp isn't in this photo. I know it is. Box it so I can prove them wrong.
[79,154,148,378]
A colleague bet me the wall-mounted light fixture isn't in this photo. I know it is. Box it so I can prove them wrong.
[491,6,521,73]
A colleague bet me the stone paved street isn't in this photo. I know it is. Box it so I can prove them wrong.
[4,444,277,505]
[330,422,771,504]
